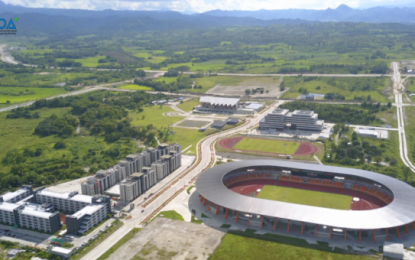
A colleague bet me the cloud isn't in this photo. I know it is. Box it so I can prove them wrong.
[1,0,412,13]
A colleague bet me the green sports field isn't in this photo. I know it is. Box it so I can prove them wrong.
[257,185,352,210]
[233,138,300,154]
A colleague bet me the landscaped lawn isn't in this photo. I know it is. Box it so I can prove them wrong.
[233,138,300,154]
[209,233,374,260]
[118,84,153,91]
[177,98,199,112]
[0,87,68,104]
[157,210,184,221]
[257,185,352,210]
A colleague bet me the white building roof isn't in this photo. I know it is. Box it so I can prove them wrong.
[70,204,104,219]
[356,129,378,136]
[20,204,55,219]
[2,189,27,202]
[245,103,263,110]
[0,202,21,212]
[199,96,239,106]
[70,194,93,204]
[37,190,70,199]
[105,184,120,196]
[51,247,73,254]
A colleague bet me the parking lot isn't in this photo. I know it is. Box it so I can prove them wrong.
[0,224,51,248]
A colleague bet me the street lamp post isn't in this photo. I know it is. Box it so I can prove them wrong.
[284,143,287,158]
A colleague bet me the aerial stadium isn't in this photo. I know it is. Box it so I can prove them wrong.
[195,160,415,243]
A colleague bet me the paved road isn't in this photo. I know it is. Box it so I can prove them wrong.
[81,102,280,260]
[143,70,394,78]
[392,62,415,172]
[0,78,135,114]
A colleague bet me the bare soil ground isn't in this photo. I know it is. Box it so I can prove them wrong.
[206,77,284,97]
[109,218,224,260]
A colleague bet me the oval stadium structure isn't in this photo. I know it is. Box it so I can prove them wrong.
[195,160,415,242]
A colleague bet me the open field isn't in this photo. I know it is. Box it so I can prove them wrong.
[0,87,68,104]
[210,232,375,260]
[129,106,184,128]
[190,76,246,93]
[177,98,199,112]
[233,138,301,154]
[205,76,283,97]
[170,127,218,154]
[118,84,152,91]
[281,76,391,102]
[257,185,352,210]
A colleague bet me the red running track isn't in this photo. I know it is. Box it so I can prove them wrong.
[218,137,319,156]
[228,180,387,211]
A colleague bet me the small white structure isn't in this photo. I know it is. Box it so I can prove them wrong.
[51,247,73,258]
[383,242,404,259]
[355,129,388,139]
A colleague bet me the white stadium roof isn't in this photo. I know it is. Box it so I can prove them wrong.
[196,160,415,230]
[199,96,239,106]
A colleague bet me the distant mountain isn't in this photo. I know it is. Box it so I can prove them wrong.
[202,5,415,23]
[1,1,415,26]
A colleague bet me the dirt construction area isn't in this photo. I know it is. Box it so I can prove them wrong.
[106,217,224,260]
[206,77,285,97]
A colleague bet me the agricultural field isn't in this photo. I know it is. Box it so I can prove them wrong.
[153,76,178,84]
[0,87,68,104]
[257,185,352,210]
[118,84,152,91]
[281,76,391,102]
[210,232,375,260]
[55,56,110,67]
[233,138,300,154]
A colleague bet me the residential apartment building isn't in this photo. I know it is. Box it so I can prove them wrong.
[18,203,61,234]
[82,143,182,198]
[35,190,92,213]
[259,109,324,131]
[0,201,61,234]
[81,177,98,196]
[66,195,111,235]
[0,202,21,225]
[119,179,140,203]
[0,185,33,204]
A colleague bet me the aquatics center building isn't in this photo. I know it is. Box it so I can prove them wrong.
[195,160,415,242]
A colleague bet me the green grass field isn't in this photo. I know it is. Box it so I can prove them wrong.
[177,98,199,112]
[209,233,374,260]
[257,185,351,210]
[233,138,300,154]
[0,87,68,104]
[281,77,390,102]
[118,84,152,91]
[157,210,184,221]
[129,105,184,128]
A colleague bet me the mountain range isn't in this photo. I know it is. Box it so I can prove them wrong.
[1,1,415,24]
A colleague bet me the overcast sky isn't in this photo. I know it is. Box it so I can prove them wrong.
[2,0,414,13]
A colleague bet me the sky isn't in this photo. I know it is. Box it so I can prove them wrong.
[2,0,415,13]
